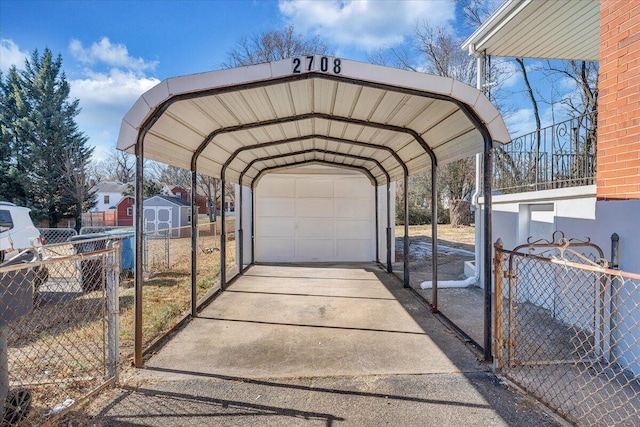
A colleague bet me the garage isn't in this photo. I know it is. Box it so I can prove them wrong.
[255,169,377,263]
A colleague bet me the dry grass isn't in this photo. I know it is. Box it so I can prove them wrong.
[395,224,476,247]
[119,230,236,357]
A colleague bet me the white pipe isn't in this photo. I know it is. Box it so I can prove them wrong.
[470,53,485,287]
[420,276,477,289]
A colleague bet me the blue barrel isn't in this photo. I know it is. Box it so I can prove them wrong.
[105,230,134,272]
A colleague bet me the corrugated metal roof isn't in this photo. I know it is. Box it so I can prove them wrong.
[462,0,600,61]
[117,58,510,185]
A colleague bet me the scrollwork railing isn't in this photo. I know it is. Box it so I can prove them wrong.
[494,111,596,194]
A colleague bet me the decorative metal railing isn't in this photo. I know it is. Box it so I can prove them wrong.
[494,111,597,194]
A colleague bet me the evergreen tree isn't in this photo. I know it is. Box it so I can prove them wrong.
[0,68,29,204]
[1,48,94,227]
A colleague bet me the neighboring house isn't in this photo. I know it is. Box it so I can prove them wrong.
[161,185,208,216]
[92,181,130,213]
[143,195,192,238]
[116,196,135,226]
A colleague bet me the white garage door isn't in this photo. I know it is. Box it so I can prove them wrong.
[256,173,374,263]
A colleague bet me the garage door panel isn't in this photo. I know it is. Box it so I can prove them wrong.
[260,177,295,197]
[256,174,373,263]
[336,240,372,261]
[296,198,332,217]
[257,238,295,261]
[336,220,372,239]
[298,219,333,238]
[257,218,295,238]
[335,198,370,218]
[296,179,333,198]
[297,239,334,261]
[258,197,295,217]
[335,179,372,198]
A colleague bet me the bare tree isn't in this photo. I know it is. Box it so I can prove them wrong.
[197,174,221,222]
[62,145,96,231]
[413,21,478,226]
[92,149,136,183]
[224,24,330,67]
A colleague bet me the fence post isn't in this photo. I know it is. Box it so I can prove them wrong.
[610,233,619,269]
[493,238,505,371]
[106,244,120,381]
[165,228,170,269]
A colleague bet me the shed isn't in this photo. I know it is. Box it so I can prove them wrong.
[143,195,192,238]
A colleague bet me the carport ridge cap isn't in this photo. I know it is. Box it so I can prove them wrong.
[117,59,506,169]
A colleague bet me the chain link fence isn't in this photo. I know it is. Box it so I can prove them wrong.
[494,234,640,426]
[130,221,235,356]
[0,238,119,425]
[38,228,78,245]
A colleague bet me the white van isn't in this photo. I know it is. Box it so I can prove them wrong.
[0,202,45,263]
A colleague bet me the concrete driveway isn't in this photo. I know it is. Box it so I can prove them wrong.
[142,264,477,379]
[86,264,562,426]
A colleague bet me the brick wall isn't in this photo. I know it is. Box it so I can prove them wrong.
[597,0,640,199]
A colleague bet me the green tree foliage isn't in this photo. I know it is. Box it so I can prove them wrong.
[0,49,95,228]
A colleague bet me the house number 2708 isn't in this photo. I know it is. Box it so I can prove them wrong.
[292,56,342,74]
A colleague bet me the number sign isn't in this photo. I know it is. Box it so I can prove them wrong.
[292,56,342,75]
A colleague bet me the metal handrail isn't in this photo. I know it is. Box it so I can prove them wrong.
[494,111,597,194]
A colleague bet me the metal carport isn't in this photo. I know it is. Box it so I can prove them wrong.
[116,57,510,367]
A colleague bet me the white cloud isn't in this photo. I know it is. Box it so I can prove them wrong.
[0,39,29,72]
[493,59,520,89]
[504,108,535,138]
[70,69,159,152]
[69,37,158,74]
[278,0,456,51]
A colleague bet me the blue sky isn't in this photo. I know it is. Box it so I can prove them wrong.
[1,0,539,162]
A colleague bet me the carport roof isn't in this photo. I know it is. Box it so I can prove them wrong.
[117,57,509,186]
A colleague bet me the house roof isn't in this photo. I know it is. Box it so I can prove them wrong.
[462,0,600,61]
[117,57,509,187]
[145,195,192,207]
[95,181,130,194]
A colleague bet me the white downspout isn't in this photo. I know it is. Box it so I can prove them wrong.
[472,50,484,288]
[421,47,484,290]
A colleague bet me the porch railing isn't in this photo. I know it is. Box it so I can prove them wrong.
[494,111,597,194]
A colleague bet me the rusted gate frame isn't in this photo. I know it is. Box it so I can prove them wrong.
[493,235,608,369]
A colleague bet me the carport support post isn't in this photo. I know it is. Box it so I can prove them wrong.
[431,162,438,311]
[386,182,392,273]
[134,141,144,368]
[483,136,494,362]
[375,187,379,263]
[238,184,243,272]
[251,187,255,263]
[220,180,226,290]
[190,171,198,317]
[403,172,410,288]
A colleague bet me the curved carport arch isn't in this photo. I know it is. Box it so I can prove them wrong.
[118,58,510,367]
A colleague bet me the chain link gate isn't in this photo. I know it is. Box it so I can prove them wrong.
[494,232,640,426]
[0,237,119,425]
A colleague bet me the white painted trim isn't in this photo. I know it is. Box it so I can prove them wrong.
[481,185,596,205]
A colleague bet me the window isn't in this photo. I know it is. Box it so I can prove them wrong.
[0,210,13,231]
[126,207,133,216]
[104,195,110,204]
